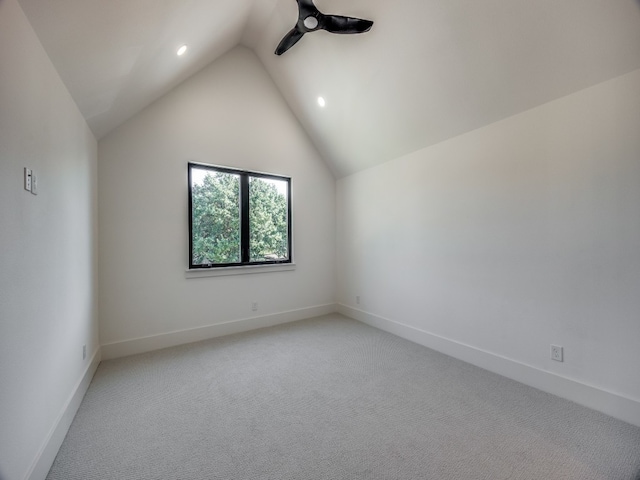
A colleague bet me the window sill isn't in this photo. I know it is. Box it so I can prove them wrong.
[185,263,296,279]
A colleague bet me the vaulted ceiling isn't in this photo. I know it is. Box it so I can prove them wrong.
[17,0,640,177]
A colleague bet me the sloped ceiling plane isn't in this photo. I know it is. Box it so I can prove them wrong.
[16,0,640,176]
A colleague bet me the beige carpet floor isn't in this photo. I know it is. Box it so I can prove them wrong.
[47,314,640,479]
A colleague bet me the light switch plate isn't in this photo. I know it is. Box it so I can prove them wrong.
[24,168,32,191]
[31,172,38,195]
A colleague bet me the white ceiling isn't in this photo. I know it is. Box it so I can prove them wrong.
[17,0,640,177]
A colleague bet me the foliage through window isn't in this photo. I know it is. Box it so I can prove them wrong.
[188,163,291,268]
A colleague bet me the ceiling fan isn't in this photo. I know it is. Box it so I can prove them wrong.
[275,0,374,55]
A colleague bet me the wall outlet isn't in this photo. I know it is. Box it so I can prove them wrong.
[551,345,563,362]
[251,302,258,312]
[356,296,360,305]
[82,344,87,360]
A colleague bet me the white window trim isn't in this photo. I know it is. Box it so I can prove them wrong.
[185,263,296,279]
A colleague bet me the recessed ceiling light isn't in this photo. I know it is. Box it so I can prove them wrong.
[177,45,188,56]
[317,96,326,107]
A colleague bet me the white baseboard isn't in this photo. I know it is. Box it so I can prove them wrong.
[25,347,101,480]
[101,304,338,360]
[338,304,640,428]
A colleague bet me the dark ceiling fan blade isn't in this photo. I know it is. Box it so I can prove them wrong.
[274,0,373,55]
[321,15,373,34]
[296,0,319,18]
[275,28,306,55]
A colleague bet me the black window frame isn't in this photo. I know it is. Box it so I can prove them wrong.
[188,162,292,269]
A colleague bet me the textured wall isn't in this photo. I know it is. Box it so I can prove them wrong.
[0,0,99,478]
[337,69,640,419]
[98,47,336,347]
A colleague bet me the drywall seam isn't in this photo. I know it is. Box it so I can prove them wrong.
[101,304,338,360]
[25,348,101,480]
[337,304,640,428]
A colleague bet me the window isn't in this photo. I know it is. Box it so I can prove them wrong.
[188,162,292,269]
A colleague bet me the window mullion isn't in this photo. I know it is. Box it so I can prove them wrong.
[240,174,250,263]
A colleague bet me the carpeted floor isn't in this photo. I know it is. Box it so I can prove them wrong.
[47,314,640,479]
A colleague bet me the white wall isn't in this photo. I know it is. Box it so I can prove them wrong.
[337,69,640,425]
[0,0,99,478]
[98,46,335,355]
